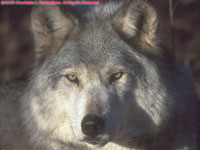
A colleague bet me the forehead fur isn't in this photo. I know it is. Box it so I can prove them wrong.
[58,35,137,71]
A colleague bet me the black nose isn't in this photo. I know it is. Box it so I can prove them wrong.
[81,114,105,137]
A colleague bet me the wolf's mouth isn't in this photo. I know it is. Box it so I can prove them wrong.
[86,140,107,147]
[81,137,108,147]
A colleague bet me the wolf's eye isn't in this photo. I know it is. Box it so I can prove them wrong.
[65,74,79,84]
[110,72,124,83]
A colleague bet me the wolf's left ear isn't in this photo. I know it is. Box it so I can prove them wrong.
[114,0,160,54]
[31,6,77,64]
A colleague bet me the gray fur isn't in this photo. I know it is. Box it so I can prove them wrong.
[1,0,198,150]
[0,82,29,150]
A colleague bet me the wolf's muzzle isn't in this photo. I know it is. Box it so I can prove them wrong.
[81,114,105,137]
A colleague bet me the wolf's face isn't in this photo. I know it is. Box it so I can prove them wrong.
[30,33,169,148]
[31,32,144,146]
[26,0,175,148]
[57,42,134,147]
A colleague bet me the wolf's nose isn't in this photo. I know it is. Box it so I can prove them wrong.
[81,114,105,137]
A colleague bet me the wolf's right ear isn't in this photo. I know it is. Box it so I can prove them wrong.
[31,6,77,64]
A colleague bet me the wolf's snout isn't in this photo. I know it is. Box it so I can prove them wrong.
[81,114,105,137]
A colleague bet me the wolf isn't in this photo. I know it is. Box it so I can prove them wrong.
[0,0,198,150]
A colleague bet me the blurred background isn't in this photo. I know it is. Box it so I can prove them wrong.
[0,0,200,98]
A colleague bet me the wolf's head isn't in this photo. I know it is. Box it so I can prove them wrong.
[25,0,186,148]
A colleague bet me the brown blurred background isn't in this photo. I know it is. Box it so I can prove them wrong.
[0,0,200,98]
